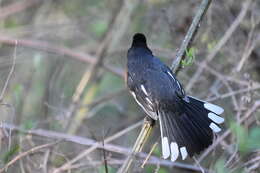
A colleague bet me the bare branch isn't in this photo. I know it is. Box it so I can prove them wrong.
[0,141,60,173]
[0,0,40,21]
[0,41,17,101]
[186,0,252,92]
[0,122,207,172]
[171,0,212,73]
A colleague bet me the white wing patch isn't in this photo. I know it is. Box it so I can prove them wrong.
[145,97,153,105]
[176,80,181,90]
[170,142,179,162]
[130,91,157,120]
[167,71,175,81]
[162,137,170,159]
[140,84,148,96]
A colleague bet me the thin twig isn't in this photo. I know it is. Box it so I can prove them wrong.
[193,156,205,173]
[0,36,124,78]
[141,142,158,168]
[42,149,50,173]
[0,40,17,101]
[185,0,252,92]
[102,130,109,173]
[66,0,138,134]
[0,0,40,20]
[63,158,209,173]
[0,122,207,172]
[171,0,212,73]
[53,121,143,173]
[0,141,60,173]
[117,118,154,173]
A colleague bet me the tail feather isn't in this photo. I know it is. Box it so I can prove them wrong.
[159,96,224,161]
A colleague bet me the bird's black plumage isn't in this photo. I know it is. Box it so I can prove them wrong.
[126,33,225,161]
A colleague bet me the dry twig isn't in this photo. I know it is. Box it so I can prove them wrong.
[0,122,207,172]
[185,0,252,92]
[0,0,40,20]
[0,40,17,101]
[0,141,60,173]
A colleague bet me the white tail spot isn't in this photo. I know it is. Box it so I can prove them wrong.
[162,137,170,159]
[170,142,179,162]
[208,113,224,124]
[180,147,188,160]
[140,85,148,96]
[204,103,224,115]
[209,122,221,133]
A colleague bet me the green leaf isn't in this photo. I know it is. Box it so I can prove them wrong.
[97,73,124,96]
[153,144,160,157]
[230,122,248,153]
[215,159,229,173]
[247,127,260,150]
[90,20,108,37]
[182,47,196,67]
[207,41,217,51]
[33,53,42,68]
[145,165,168,173]
[98,165,116,173]
[13,84,23,102]
[22,119,37,130]
[2,144,20,163]
[158,167,168,173]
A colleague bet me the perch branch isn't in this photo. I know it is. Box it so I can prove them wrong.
[171,0,212,73]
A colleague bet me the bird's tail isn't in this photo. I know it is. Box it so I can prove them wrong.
[158,96,224,161]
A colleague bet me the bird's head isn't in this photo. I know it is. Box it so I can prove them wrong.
[131,33,147,47]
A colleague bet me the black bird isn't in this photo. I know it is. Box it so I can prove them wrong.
[126,33,224,161]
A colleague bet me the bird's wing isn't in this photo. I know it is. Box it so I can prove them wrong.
[127,72,158,120]
[153,57,185,98]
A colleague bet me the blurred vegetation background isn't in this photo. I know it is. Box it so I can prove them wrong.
[0,0,259,173]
